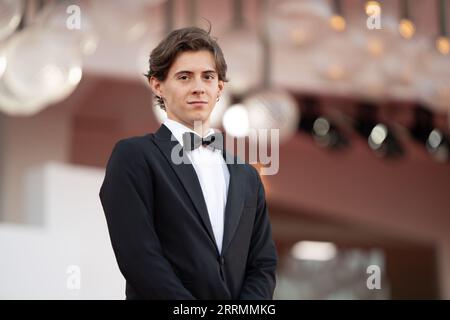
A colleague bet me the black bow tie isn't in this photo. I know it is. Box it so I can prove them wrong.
[182,132,224,151]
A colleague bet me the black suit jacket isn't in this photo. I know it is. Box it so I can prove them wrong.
[99,124,278,299]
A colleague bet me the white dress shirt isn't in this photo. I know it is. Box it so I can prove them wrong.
[163,118,230,254]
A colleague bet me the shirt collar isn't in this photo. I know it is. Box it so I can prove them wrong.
[163,118,215,147]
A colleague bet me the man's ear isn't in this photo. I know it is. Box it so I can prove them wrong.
[149,76,163,97]
[217,80,224,96]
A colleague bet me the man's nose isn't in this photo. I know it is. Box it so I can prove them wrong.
[191,77,205,95]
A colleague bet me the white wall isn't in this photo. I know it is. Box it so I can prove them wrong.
[0,162,125,299]
[0,107,71,223]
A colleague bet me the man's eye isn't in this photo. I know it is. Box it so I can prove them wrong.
[204,74,215,80]
[178,75,189,80]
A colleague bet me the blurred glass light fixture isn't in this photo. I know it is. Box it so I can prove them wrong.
[0,79,49,116]
[312,31,364,83]
[219,28,263,95]
[353,61,386,100]
[0,28,82,116]
[222,103,250,138]
[351,15,398,59]
[398,0,415,39]
[268,0,331,48]
[415,0,450,112]
[417,51,450,113]
[436,36,450,55]
[435,0,449,55]
[5,30,82,102]
[381,38,426,100]
[329,0,346,32]
[0,0,23,41]
[365,1,381,16]
[90,0,165,43]
[36,1,99,56]
[0,50,6,79]
[399,19,415,40]
[243,89,300,142]
[312,1,366,91]
[329,14,346,32]
[219,0,262,95]
[347,17,399,99]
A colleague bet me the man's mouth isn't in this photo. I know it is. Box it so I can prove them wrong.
[187,101,208,108]
[187,101,208,104]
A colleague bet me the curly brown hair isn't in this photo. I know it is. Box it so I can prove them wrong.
[145,26,228,111]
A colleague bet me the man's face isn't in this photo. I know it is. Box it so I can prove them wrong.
[150,50,224,129]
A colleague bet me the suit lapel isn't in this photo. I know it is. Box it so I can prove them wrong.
[221,152,246,254]
[152,125,218,252]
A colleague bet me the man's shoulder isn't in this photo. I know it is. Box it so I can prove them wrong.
[223,151,259,175]
[227,156,261,185]
[115,133,155,149]
[111,133,157,159]
[244,163,261,183]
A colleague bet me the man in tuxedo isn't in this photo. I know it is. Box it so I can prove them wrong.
[99,26,277,299]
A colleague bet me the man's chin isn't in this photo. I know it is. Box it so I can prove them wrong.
[190,118,207,126]
[189,113,209,123]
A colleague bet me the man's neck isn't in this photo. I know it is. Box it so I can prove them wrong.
[167,117,211,137]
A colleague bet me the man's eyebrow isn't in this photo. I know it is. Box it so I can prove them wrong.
[173,70,217,76]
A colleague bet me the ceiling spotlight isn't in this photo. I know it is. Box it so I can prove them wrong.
[298,96,348,149]
[426,129,449,162]
[427,129,443,149]
[312,116,348,149]
[410,103,449,162]
[355,102,403,158]
[368,123,388,148]
[368,123,404,158]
